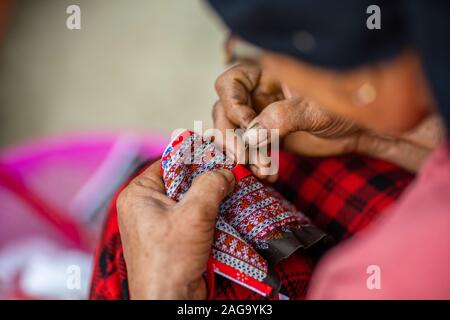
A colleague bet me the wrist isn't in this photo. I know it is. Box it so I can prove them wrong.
[354,130,429,172]
[128,256,207,300]
[354,130,392,157]
[133,276,206,300]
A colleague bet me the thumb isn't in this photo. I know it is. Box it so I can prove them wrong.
[243,98,306,147]
[179,169,235,223]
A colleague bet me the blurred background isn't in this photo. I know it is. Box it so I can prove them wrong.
[0,0,226,299]
[0,0,225,147]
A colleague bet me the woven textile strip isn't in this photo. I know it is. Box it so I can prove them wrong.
[161,130,327,298]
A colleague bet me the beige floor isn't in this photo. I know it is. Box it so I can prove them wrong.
[0,0,226,147]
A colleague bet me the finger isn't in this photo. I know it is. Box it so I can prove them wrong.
[179,169,235,222]
[221,131,247,164]
[132,160,165,192]
[128,160,175,207]
[248,151,279,182]
[243,98,306,147]
[251,69,284,112]
[212,100,237,132]
[212,101,247,164]
[283,131,358,156]
[250,165,279,182]
[249,164,268,180]
[215,63,261,128]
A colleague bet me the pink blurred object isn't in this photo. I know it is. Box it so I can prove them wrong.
[0,131,167,299]
[0,131,167,251]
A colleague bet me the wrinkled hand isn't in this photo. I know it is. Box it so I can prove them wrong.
[117,161,235,299]
[213,63,363,179]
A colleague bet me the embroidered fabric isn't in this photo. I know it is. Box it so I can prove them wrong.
[161,130,327,298]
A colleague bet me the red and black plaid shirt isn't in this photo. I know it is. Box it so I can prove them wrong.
[89,151,413,300]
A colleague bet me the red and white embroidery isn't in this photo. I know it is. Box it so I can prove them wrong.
[161,130,326,298]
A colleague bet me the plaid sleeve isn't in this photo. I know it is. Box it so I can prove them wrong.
[274,151,414,242]
[89,152,413,300]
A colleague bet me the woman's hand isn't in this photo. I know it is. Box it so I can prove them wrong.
[116,161,235,299]
[214,62,440,173]
[214,62,284,130]
[213,63,365,178]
